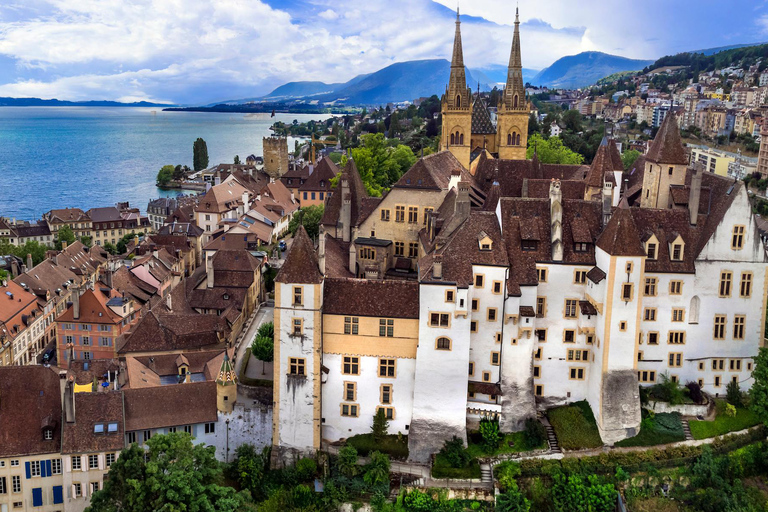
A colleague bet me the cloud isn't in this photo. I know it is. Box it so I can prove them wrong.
[758,14,768,35]
[1,0,764,104]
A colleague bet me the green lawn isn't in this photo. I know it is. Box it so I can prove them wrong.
[346,433,409,460]
[688,401,761,440]
[431,453,482,479]
[548,401,603,450]
[615,410,685,447]
[465,431,547,458]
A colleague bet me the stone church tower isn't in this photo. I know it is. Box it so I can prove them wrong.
[263,136,289,178]
[439,9,473,169]
[496,8,530,161]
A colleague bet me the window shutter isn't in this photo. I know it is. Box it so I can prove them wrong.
[32,487,43,507]
[98,454,104,470]
[45,459,52,478]
[70,485,75,499]
[81,456,87,472]
[25,461,31,479]
[65,456,71,472]
[53,485,63,505]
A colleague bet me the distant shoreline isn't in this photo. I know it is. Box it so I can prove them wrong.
[0,98,173,108]
[164,105,356,114]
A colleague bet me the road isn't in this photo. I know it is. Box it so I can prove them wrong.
[234,305,274,377]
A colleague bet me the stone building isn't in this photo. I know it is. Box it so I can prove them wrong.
[263,136,289,179]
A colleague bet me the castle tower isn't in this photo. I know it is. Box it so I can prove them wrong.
[215,352,237,413]
[496,8,530,160]
[640,111,688,209]
[440,8,472,169]
[271,225,324,468]
[263,136,289,179]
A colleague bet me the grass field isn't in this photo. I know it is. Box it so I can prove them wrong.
[346,433,409,459]
[689,401,760,440]
[615,410,685,447]
[548,401,603,450]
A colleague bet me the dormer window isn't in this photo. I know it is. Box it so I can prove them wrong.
[574,243,589,253]
[672,244,682,260]
[43,429,53,440]
[521,240,538,251]
[478,232,493,251]
[646,242,657,260]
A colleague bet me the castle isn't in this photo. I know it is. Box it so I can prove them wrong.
[271,9,767,466]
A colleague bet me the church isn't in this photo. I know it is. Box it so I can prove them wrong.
[440,8,530,169]
[270,9,767,467]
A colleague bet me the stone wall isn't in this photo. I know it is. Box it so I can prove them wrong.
[648,399,712,417]
[598,369,641,445]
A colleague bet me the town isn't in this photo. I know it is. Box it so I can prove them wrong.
[1,7,768,512]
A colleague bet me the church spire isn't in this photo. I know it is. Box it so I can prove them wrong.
[448,6,467,98]
[503,7,525,109]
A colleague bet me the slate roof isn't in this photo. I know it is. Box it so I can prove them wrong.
[596,201,646,257]
[123,382,218,431]
[323,235,353,279]
[471,96,496,135]
[117,310,229,354]
[276,225,322,284]
[158,222,204,237]
[0,366,62,457]
[321,159,368,228]
[62,391,124,454]
[645,110,688,165]
[393,151,469,191]
[323,278,419,318]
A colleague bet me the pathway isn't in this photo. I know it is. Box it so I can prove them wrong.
[234,305,273,376]
[682,419,694,441]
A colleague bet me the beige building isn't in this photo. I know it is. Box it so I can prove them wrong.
[690,146,735,177]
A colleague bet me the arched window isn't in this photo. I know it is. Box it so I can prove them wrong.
[513,95,519,108]
[689,295,700,324]
[511,132,517,146]
[436,337,451,350]
[459,133,464,145]
[450,133,455,145]
[517,133,521,146]
[507,133,512,145]
[456,95,461,108]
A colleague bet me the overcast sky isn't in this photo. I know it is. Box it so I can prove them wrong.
[0,0,766,104]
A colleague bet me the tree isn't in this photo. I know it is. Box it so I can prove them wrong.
[371,408,390,443]
[287,205,324,240]
[54,225,76,250]
[251,322,274,375]
[156,164,174,187]
[234,155,241,165]
[0,240,48,267]
[526,134,584,165]
[344,133,417,195]
[561,109,583,132]
[337,445,359,478]
[621,149,641,170]
[103,242,118,255]
[193,137,210,172]
[479,418,501,452]
[231,444,269,500]
[363,451,390,486]
[727,380,742,407]
[750,347,768,425]
[80,236,93,248]
[496,489,530,512]
[86,433,249,512]
[528,113,541,137]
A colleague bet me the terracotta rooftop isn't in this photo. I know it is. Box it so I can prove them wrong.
[123,381,218,431]
[62,391,124,454]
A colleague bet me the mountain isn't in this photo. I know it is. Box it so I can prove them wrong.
[263,73,373,100]
[0,97,173,107]
[472,64,539,85]
[532,51,653,89]
[688,42,768,56]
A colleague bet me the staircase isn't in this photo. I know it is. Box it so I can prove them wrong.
[546,424,562,453]
[682,419,694,441]
[480,463,493,484]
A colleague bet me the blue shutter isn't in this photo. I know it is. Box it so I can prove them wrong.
[25,461,31,479]
[45,460,52,478]
[52,485,63,504]
[32,487,43,507]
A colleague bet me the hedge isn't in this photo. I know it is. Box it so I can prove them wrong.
[517,426,766,477]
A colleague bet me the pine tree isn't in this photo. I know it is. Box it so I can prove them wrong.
[371,408,389,442]
[193,138,209,172]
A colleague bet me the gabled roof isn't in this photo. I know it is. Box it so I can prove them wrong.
[46,208,90,223]
[123,381,218,431]
[299,157,339,192]
[645,111,688,165]
[117,309,229,354]
[57,287,122,324]
[62,391,124,454]
[393,151,467,190]
[585,144,615,189]
[320,159,368,228]
[275,226,322,284]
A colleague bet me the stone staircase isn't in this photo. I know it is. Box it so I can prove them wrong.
[480,463,493,483]
[682,419,694,441]
[546,424,562,453]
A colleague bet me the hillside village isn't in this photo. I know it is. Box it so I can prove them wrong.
[1,9,768,512]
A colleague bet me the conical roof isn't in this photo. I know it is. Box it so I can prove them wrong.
[596,201,645,256]
[215,352,237,386]
[585,144,613,189]
[275,225,322,284]
[646,111,688,165]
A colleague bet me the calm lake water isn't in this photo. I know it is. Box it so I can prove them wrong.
[0,107,331,220]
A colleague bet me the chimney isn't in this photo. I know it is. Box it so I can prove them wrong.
[550,179,564,262]
[318,231,326,275]
[242,192,250,211]
[309,164,314,175]
[10,258,19,278]
[341,178,352,243]
[72,288,80,320]
[61,240,67,250]
[206,254,214,288]
[448,169,461,191]
[64,377,76,423]
[166,290,172,311]
[26,253,33,270]
[433,254,443,280]
[602,177,613,227]
[689,162,703,226]
[214,175,221,186]
[455,181,471,221]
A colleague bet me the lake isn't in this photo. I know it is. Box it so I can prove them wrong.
[0,107,331,220]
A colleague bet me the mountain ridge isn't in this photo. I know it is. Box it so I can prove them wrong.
[531,51,653,89]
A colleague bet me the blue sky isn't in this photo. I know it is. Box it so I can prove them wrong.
[0,0,766,104]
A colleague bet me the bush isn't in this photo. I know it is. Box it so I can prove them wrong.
[650,373,686,405]
[337,445,359,477]
[346,433,408,459]
[726,380,742,407]
[523,418,547,449]
[439,436,471,468]
[479,418,501,451]
[616,411,685,447]
[495,461,522,492]
[686,381,703,404]
[295,457,317,481]
[363,451,390,486]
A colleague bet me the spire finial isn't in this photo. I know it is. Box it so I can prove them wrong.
[457,4,460,21]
